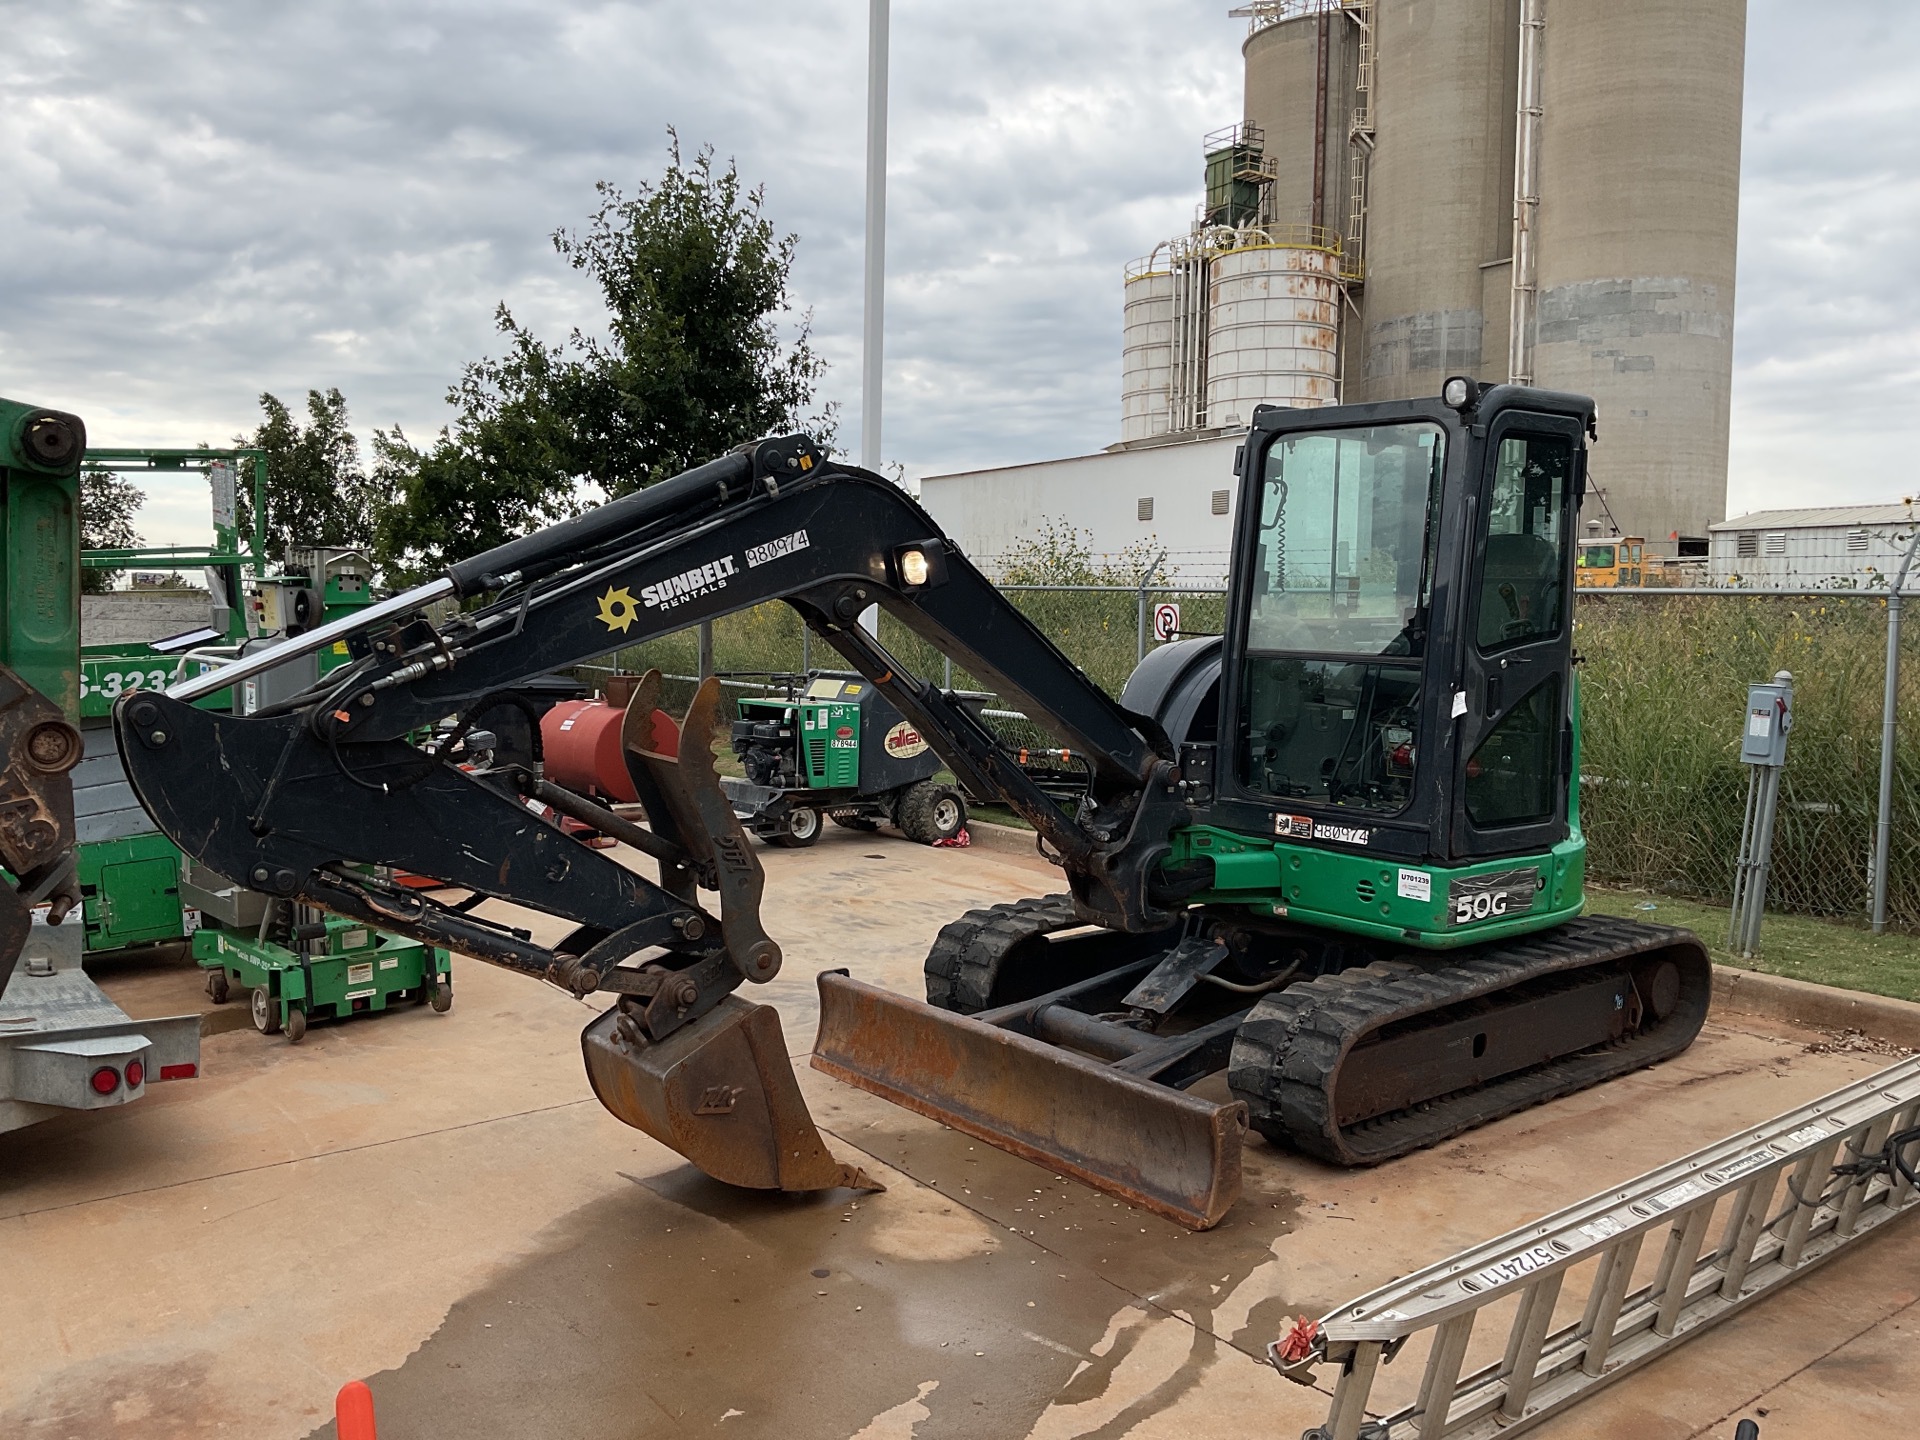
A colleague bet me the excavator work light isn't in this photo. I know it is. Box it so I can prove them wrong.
[894,542,946,590]
[1442,375,1478,410]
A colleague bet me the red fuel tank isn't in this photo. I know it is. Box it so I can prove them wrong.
[540,699,638,803]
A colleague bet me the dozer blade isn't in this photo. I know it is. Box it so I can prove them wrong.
[811,970,1246,1230]
[583,994,879,1194]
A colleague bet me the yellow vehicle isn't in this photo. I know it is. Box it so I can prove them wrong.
[1577,534,1646,587]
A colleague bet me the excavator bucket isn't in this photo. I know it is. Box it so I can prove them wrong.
[583,995,876,1193]
[578,673,876,1196]
[811,971,1245,1230]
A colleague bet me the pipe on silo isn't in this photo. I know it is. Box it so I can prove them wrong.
[1508,0,1545,384]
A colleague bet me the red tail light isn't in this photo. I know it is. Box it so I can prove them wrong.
[125,1059,145,1088]
[90,1066,120,1095]
[158,1063,198,1081]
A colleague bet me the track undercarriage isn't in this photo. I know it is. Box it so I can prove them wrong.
[813,895,1711,1226]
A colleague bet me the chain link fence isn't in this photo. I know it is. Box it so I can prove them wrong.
[594,584,1920,931]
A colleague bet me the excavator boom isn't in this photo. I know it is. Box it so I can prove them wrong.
[118,435,1196,1200]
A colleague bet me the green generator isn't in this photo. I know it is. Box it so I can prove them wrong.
[724,672,966,847]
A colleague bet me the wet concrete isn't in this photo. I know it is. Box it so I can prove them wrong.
[2,825,1916,1438]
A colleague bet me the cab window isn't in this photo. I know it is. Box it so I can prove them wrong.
[1478,435,1573,652]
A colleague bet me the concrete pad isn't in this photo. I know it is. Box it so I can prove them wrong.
[1,824,1915,1440]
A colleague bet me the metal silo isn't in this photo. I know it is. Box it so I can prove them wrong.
[1528,0,1745,546]
[1121,251,1178,443]
[1205,234,1342,423]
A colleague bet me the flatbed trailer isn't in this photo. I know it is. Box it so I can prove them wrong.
[0,912,199,1135]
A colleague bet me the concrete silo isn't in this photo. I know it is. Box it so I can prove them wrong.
[1528,0,1746,545]
[1240,9,1358,237]
[1228,0,1744,547]
[1343,0,1517,403]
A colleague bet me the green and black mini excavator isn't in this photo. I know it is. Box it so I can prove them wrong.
[117,380,1709,1228]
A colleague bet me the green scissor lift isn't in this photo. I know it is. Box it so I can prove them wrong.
[77,447,449,1043]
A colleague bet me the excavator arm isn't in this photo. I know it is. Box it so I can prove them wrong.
[115,435,1191,1194]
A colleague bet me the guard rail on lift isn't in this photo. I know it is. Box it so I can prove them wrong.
[1272,1052,1920,1439]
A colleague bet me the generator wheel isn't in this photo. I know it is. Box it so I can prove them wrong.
[285,1007,308,1044]
[206,969,230,1004]
[766,806,822,848]
[251,985,281,1035]
[430,980,454,1013]
[898,781,966,845]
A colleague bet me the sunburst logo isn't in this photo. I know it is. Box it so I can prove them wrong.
[596,585,640,633]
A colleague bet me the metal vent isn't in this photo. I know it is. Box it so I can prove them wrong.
[1137,497,1155,522]
[1736,532,1757,558]
[1211,489,1230,516]
[1355,879,1377,903]
[1848,529,1870,553]
[1764,532,1787,556]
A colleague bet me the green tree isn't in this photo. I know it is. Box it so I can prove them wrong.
[375,132,835,583]
[233,389,381,559]
[78,468,144,593]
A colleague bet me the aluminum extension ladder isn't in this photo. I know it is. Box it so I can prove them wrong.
[1272,1053,1920,1439]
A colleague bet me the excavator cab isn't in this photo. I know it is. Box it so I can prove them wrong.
[817,383,1706,1223]
[1218,382,1587,912]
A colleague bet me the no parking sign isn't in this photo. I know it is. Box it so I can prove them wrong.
[1151,601,1181,642]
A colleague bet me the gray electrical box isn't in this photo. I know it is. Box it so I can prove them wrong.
[1740,672,1794,767]
[236,633,320,715]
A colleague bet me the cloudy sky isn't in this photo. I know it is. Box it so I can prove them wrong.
[2,0,1915,546]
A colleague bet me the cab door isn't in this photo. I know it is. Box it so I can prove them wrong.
[1449,412,1584,862]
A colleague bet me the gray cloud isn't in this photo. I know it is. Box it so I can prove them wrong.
[0,2,1911,541]
[1729,0,1920,513]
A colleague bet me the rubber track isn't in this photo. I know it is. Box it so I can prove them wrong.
[1226,914,1713,1166]
[923,893,1081,1012]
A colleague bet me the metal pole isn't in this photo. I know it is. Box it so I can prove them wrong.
[1874,593,1902,932]
[858,0,889,639]
[1872,526,1920,932]
[1137,577,1150,664]
[1742,765,1784,956]
[1507,0,1544,385]
[698,620,715,680]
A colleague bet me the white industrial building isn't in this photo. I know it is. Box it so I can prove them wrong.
[919,433,1242,583]
[1708,503,1919,587]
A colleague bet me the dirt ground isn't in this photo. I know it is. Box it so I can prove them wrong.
[2,830,1915,1439]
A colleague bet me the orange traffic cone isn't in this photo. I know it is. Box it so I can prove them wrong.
[336,1379,377,1439]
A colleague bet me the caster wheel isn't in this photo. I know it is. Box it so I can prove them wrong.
[250,985,281,1035]
[285,1007,308,1043]
[206,970,230,1004]
[430,980,453,1014]
[765,806,822,848]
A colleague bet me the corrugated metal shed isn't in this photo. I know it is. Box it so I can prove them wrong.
[1706,500,1919,586]
[1711,503,1917,531]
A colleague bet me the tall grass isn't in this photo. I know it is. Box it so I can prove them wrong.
[591,588,1920,930]
[1577,594,1920,927]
